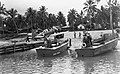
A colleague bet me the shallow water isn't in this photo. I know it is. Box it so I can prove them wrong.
[0,31,120,74]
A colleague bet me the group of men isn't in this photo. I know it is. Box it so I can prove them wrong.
[73,30,93,48]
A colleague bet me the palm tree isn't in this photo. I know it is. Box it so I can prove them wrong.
[110,0,120,28]
[6,8,18,33]
[25,7,37,31]
[75,11,84,28]
[16,14,27,29]
[95,6,110,29]
[57,11,66,26]
[67,9,77,30]
[48,13,57,27]
[67,8,78,38]
[96,0,120,29]
[37,6,49,30]
[83,0,98,30]
[109,0,114,34]
[0,2,7,34]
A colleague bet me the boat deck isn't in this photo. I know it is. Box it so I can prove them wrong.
[69,38,118,50]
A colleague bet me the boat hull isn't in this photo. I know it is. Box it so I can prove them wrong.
[75,38,118,57]
[36,42,68,57]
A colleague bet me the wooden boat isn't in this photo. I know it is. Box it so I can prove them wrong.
[75,37,118,57]
[35,39,69,57]
[35,32,70,56]
[74,0,118,57]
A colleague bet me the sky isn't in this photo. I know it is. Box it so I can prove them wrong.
[1,0,108,17]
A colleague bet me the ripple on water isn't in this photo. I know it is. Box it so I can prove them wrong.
[0,48,120,74]
[0,32,120,74]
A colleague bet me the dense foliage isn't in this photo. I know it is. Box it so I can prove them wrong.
[0,0,120,34]
[67,0,120,30]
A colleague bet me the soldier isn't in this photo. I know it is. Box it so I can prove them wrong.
[74,32,76,38]
[82,31,92,47]
[79,32,81,38]
[44,36,52,48]
[26,35,30,42]
[87,33,92,47]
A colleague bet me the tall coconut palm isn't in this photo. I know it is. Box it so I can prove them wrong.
[57,11,66,26]
[16,14,23,29]
[16,14,27,29]
[108,0,120,33]
[67,9,77,30]
[75,11,84,27]
[95,6,110,29]
[37,6,48,30]
[48,13,57,27]
[0,2,7,34]
[6,8,18,33]
[25,7,37,31]
[109,0,114,34]
[67,8,77,38]
[83,0,98,30]
[98,0,120,29]
[110,0,120,28]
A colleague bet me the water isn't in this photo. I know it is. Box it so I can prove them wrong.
[0,31,120,74]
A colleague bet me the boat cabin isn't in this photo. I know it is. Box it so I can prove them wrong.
[49,32,64,39]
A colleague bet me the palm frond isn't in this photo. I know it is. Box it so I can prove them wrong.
[83,7,88,10]
[84,2,88,6]
[96,0,101,3]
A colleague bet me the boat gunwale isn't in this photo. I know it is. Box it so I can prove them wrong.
[75,38,118,50]
[36,41,68,50]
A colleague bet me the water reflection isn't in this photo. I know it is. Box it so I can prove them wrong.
[0,41,120,74]
[76,50,118,74]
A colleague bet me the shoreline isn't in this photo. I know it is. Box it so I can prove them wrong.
[0,29,119,46]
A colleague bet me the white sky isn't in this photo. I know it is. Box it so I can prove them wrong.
[1,0,108,16]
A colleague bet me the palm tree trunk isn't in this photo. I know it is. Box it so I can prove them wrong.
[13,18,18,34]
[89,13,92,30]
[73,22,76,38]
[1,19,4,35]
[109,0,114,35]
[31,19,33,30]
[0,16,4,35]
[90,16,92,30]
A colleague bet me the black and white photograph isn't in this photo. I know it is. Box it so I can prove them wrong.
[0,0,120,74]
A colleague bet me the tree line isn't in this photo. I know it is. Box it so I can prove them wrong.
[0,0,120,34]
[67,0,120,30]
[0,5,66,34]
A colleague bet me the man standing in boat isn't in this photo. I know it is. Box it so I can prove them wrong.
[26,35,30,42]
[82,30,92,47]
[44,36,52,48]
[79,32,81,38]
[87,33,92,47]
